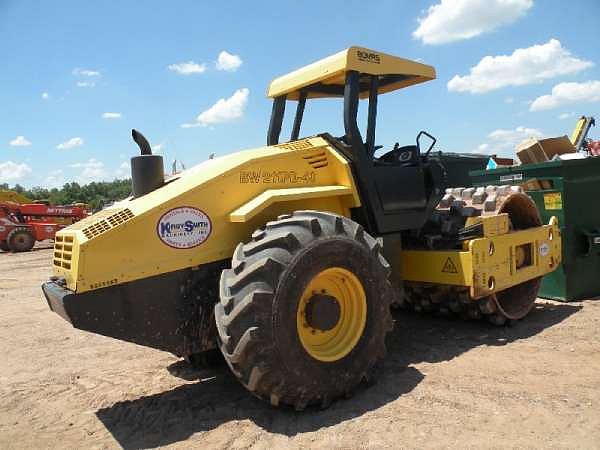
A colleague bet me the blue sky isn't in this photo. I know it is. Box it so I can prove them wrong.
[1,0,599,188]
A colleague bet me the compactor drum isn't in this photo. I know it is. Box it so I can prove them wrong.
[42,47,561,409]
[401,186,553,325]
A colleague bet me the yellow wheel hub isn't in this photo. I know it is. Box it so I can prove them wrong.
[296,267,367,362]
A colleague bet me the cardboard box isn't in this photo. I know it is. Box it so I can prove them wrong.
[516,135,575,165]
[521,178,542,191]
[520,178,555,191]
[491,155,514,167]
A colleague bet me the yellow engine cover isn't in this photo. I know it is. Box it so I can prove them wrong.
[52,137,361,293]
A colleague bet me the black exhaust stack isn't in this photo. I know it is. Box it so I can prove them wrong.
[130,129,164,197]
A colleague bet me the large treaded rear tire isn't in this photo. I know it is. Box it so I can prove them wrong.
[7,228,35,252]
[0,241,9,252]
[215,211,393,409]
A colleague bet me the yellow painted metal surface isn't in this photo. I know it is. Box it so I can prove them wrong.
[400,250,474,286]
[570,116,587,144]
[296,267,367,362]
[400,217,561,299]
[267,46,436,100]
[229,185,353,222]
[465,213,510,238]
[52,136,361,293]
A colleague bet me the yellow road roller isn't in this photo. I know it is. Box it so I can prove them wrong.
[42,47,561,409]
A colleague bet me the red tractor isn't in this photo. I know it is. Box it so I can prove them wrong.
[0,202,88,252]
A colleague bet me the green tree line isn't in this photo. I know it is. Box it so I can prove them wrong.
[1,179,132,211]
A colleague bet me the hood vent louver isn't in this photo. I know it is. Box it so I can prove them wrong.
[275,139,329,169]
[275,139,314,152]
[303,151,329,169]
[53,234,74,270]
[68,208,135,240]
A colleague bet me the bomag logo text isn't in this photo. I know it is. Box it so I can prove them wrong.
[357,50,381,64]
[239,170,316,184]
[160,220,208,236]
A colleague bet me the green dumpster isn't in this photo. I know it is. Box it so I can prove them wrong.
[470,157,600,302]
[430,152,489,187]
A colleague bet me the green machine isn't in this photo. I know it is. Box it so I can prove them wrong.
[430,152,488,187]
[471,157,600,301]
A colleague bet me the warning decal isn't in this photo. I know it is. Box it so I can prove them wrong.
[543,192,562,210]
[442,257,458,274]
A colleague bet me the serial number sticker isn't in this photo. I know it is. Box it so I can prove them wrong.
[499,173,523,182]
[543,192,563,210]
[89,278,118,290]
[239,170,316,184]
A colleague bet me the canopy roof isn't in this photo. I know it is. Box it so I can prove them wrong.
[267,46,436,100]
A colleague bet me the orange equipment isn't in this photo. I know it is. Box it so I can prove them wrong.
[0,202,87,252]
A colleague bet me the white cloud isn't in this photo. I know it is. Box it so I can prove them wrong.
[69,160,96,168]
[72,68,100,77]
[76,81,96,88]
[475,125,544,156]
[488,126,543,142]
[168,61,207,75]
[151,142,165,153]
[504,97,515,104]
[448,39,593,94]
[102,112,122,119]
[9,135,32,147]
[0,161,32,181]
[115,161,130,178]
[216,51,243,72]
[70,158,106,183]
[57,137,84,150]
[180,123,201,129]
[530,80,600,111]
[413,0,533,45]
[73,68,101,88]
[41,92,49,100]
[558,112,575,120]
[182,88,249,128]
[45,169,64,188]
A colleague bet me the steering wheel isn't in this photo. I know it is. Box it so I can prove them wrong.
[378,131,437,165]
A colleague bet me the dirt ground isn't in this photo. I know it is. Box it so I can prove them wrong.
[1,245,599,449]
